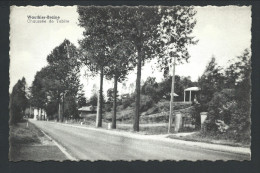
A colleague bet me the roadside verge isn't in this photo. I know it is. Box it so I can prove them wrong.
[9,120,69,161]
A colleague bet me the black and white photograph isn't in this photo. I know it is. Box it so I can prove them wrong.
[9,5,251,161]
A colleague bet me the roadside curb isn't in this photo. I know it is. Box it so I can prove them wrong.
[43,120,250,156]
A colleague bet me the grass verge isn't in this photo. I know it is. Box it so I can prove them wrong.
[167,131,250,148]
[9,120,44,145]
[9,120,67,161]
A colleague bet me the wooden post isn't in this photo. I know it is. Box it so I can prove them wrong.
[168,56,176,133]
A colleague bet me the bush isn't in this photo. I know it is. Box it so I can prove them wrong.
[140,95,154,112]
[104,102,113,112]
[227,99,251,142]
[203,89,235,133]
[122,94,135,109]
[203,88,250,142]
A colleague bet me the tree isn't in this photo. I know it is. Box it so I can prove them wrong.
[107,88,114,103]
[198,56,225,111]
[78,94,87,108]
[225,49,251,90]
[107,6,163,131]
[156,6,198,132]
[42,39,81,121]
[30,67,49,119]
[63,94,79,119]
[141,77,161,102]
[89,93,98,107]
[45,100,58,119]
[105,41,136,129]
[225,49,251,139]
[78,6,116,127]
[10,77,28,124]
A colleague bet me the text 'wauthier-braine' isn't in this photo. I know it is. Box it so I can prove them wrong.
[27,15,69,23]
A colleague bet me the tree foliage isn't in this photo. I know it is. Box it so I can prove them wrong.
[201,49,251,141]
[89,93,98,107]
[110,6,163,131]
[46,39,81,98]
[198,57,225,110]
[10,77,28,124]
[30,39,81,120]
[157,6,198,71]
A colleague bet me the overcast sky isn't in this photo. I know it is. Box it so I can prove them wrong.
[9,6,251,98]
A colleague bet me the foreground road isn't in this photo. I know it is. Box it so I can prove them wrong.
[30,120,250,161]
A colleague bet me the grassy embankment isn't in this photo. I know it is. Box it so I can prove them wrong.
[64,101,193,135]
[9,120,67,161]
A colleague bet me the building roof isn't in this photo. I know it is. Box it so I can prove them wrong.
[78,106,97,112]
[184,87,201,91]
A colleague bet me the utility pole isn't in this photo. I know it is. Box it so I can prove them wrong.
[168,56,176,133]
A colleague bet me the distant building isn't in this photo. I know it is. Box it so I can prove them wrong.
[184,87,201,102]
[33,108,47,120]
[78,106,97,118]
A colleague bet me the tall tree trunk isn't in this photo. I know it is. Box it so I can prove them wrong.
[168,56,176,133]
[134,47,142,132]
[112,75,118,129]
[40,108,42,120]
[96,66,104,127]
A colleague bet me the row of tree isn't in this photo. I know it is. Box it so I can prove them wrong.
[10,6,198,131]
[77,6,197,131]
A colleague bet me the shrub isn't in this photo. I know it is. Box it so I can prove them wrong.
[157,100,170,112]
[203,88,250,142]
[203,89,235,133]
[122,94,135,109]
[104,102,113,112]
[140,95,154,112]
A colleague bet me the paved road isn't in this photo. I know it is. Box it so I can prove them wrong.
[30,120,250,161]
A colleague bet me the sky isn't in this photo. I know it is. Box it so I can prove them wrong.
[9,5,251,98]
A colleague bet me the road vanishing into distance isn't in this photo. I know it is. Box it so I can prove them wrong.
[30,120,250,161]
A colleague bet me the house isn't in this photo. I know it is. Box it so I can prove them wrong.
[78,106,97,118]
[33,108,47,120]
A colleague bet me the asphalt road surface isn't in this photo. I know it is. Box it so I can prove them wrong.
[30,120,250,161]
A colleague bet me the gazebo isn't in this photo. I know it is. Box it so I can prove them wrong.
[184,87,200,102]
